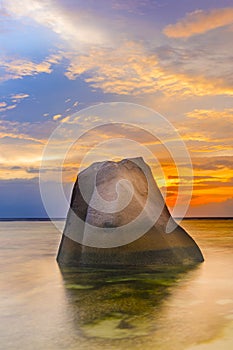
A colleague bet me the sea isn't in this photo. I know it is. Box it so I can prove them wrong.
[0,219,233,350]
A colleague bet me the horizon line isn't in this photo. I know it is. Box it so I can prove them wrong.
[0,217,232,221]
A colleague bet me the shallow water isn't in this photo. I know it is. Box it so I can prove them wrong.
[0,219,233,349]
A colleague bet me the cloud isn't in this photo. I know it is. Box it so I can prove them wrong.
[0,135,44,174]
[186,108,233,120]
[0,103,16,112]
[2,1,232,97]
[0,119,55,178]
[174,108,233,156]
[164,156,233,211]
[197,178,233,187]
[0,119,49,142]
[52,114,62,121]
[0,93,29,113]
[60,116,70,123]
[63,42,233,97]
[110,0,156,14]
[3,0,107,46]
[191,157,233,171]
[168,175,221,181]
[163,7,233,38]
[0,57,52,82]
[10,166,22,170]
[167,178,233,191]
[11,93,29,101]
[0,52,62,82]
[0,135,42,146]
[26,167,43,174]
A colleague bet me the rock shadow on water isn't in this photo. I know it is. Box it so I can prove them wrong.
[59,264,199,341]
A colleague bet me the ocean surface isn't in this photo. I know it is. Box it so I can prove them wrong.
[0,219,233,350]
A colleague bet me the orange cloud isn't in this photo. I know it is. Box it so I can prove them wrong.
[52,114,62,121]
[163,7,233,38]
[172,108,233,157]
[64,42,233,97]
[0,54,61,82]
[0,120,50,177]
[186,108,233,120]
[158,154,233,212]
[1,116,232,215]
[2,1,232,97]
[0,58,51,82]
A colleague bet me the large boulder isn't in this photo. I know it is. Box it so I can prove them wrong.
[57,157,204,266]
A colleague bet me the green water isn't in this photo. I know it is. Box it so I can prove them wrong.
[0,220,233,349]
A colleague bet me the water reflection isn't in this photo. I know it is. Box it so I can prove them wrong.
[60,265,197,340]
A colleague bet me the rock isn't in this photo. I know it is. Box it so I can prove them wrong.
[57,157,204,266]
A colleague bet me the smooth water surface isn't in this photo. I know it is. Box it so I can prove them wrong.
[0,219,233,349]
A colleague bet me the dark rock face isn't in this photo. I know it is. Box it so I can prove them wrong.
[57,157,204,266]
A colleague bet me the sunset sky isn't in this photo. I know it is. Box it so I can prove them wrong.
[0,0,232,218]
